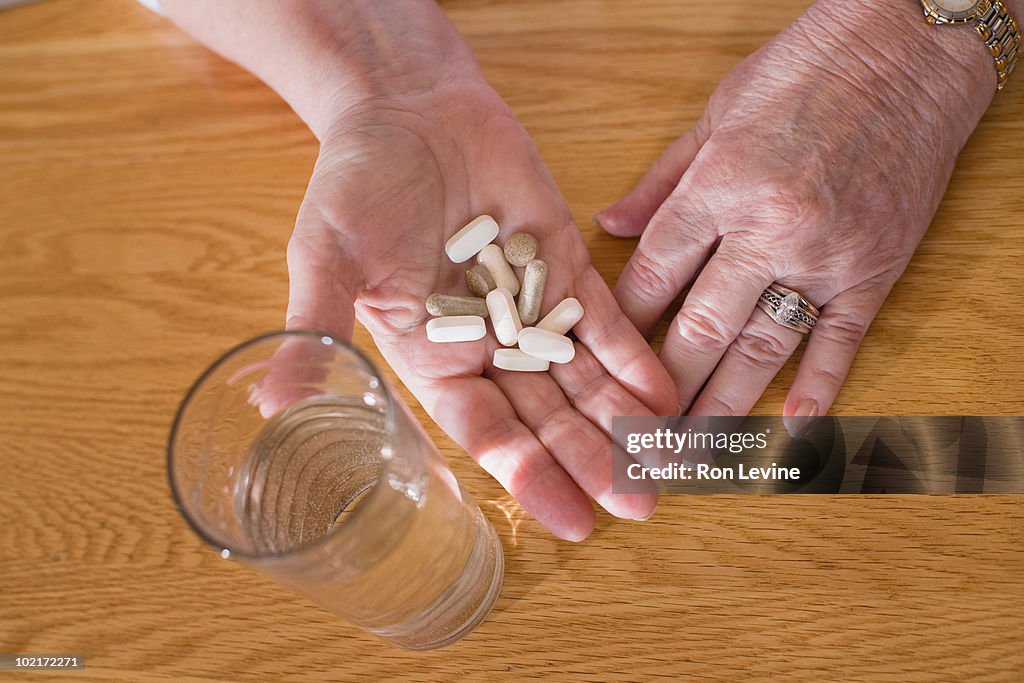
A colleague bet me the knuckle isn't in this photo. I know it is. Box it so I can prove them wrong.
[817,315,870,347]
[623,250,678,303]
[734,325,793,369]
[699,394,741,417]
[675,303,734,351]
[810,364,847,388]
[760,181,826,228]
[742,171,829,235]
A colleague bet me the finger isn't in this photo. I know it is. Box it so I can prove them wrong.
[573,267,679,415]
[688,309,803,417]
[488,367,658,522]
[596,119,709,238]
[612,195,717,336]
[548,341,664,439]
[418,374,597,541]
[661,242,774,412]
[784,285,888,436]
[256,210,365,419]
[285,222,362,341]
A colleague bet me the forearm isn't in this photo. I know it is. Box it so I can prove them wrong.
[158,0,482,139]
[800,0,1017,151]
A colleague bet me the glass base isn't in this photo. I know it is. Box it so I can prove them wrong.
[375,518,505,650]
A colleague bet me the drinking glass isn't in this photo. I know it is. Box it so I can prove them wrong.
[167,331,504,649]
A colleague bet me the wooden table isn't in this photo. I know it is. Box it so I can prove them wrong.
[1,1,1021,680]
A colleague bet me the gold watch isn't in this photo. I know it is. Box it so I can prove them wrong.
[921,1,1021,89]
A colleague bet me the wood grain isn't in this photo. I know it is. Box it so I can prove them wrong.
[0,0,1021,680]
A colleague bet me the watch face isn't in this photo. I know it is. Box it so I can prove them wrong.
[924,0,981,23]
[932,0,979,13]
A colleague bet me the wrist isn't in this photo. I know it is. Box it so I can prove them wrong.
[162,0,485,140]
[801,0,996,148]
[307,2,486,137]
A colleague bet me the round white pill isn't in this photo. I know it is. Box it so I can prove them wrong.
[425,316,487,343]
[518,327,575,364]
[536,297,584,335]
[445,215,500,264]
[493,348,550,372]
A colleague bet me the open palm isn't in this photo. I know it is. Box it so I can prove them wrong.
[285,82,677,540]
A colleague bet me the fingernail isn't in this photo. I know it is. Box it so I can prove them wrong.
[592,214,606,229]
[674,404,684,417]
[783,399,820,438]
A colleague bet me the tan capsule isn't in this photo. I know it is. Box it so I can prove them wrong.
[517,258,548,325]
[477,244,519,296]
[465,264,496,297]
[503,232,538,267]
[426,293,488,318]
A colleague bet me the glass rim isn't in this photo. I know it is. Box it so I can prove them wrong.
[166,329,400,562]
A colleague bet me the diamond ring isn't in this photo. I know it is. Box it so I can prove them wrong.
[757,284,820,334]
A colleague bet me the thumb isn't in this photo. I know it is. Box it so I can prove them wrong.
[284,227,362,341]
[595,118,708,238]
[250,226,363,419]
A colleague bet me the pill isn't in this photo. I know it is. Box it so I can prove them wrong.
[426,316,487,343]
[493,348,550,372]
[485,288,522,346]
[477,243,520,296]
[465,264,497,297]
[426,293,488,318]
[516,258,548,325]
[536,297,584,335]
[503,232,538,267]
[518,327,575,364]
[445,215,499,263]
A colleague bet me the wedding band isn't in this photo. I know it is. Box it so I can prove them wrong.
[757,284,819,334]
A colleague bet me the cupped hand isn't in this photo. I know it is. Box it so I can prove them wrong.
[287,78,678,540]
[596,0,993,431]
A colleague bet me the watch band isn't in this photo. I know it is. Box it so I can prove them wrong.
[976,1,1021,90]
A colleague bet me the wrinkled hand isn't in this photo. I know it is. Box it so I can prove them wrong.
[287,79,678,540]
[597,0,993,430]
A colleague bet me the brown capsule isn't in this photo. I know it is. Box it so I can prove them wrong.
[465,264,497,297]
[426,293,488,318]
[517,259,548,325]
[503,232,539,267]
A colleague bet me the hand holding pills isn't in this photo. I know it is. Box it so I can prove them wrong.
[276,72,677,541]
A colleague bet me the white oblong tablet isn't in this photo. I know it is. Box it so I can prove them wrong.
[426,316,486,343]
[445,215,500,264]
[477,243,520,296]
[493,348,550,372]
[536,297,584,335]
[518,327,575,364]
[486,288,522,346]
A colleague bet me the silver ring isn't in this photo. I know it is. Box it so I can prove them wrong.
[757,284,819,334]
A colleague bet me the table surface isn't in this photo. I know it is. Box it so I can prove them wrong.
[1,0,1022,680]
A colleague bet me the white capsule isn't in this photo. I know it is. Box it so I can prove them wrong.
[445,215,499,264]
[477,243,520,296]
[518,327,575,364]
[536,297,584,335]
[485,288,522,346]
[493,348,550,372]
[425,316,486,343]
